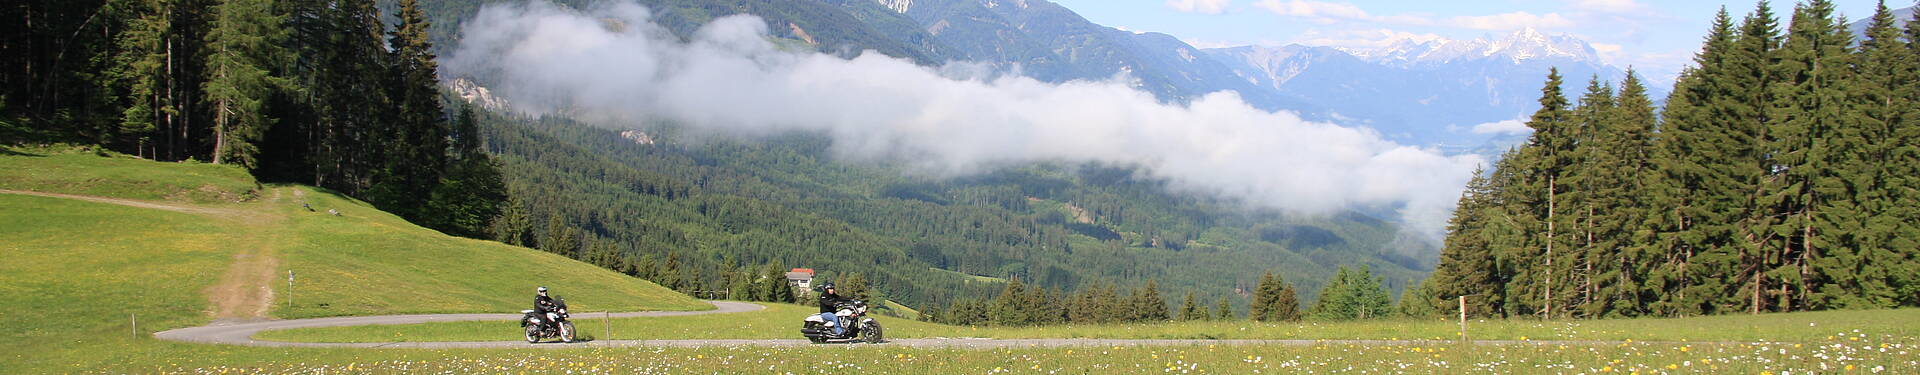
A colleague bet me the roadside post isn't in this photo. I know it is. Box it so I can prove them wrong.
[604,311,612,344]
[1458,295,1467,343]
[131,313,137,339]
[288,270,295,309]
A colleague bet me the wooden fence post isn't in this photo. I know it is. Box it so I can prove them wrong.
[1458,296,1467,343]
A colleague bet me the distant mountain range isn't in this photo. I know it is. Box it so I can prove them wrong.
[1849,6,1915,39]
[413,0,1650,151]
[845,0,1656,150]
[1204,28,1643,149]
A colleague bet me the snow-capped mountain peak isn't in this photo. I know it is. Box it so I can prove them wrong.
[876,0,912,14]
[1346,28,1600,67]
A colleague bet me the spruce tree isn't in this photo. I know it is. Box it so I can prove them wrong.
[1761,0,1855,313]
[1424,166,1504,316]
[1214,296,1234,320]
[1502,68,1574,319]
[1250,273,1276,321]
[1309,265,1392,320]
[1309,266,1353,320]
[1563,76,1613,318]
[1716,0,1785,315]
[1131,280,1169,322]
[1395,284,1440,319]
[1892,2,1920,307]
[763,264,795,303]
[728,266,754,301]
[1179,292,1202,321]
[202,0,288,168]
[1642,7,1743,317]
[1274,280,1302,321]
[369,0,449,218]
[110,0,175,158]
[990,278,1029,325]
[839,272,872,301]
[1585,69,1658,317]
[1809,0,1908,310]
[424,104,507,238]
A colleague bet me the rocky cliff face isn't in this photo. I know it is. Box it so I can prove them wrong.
[446,77,510,113]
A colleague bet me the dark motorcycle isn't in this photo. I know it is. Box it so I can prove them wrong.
[800,299,883,344]
[520,298,576,343]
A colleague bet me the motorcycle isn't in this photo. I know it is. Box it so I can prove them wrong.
[800,299,884,344]
[520,298,576,343]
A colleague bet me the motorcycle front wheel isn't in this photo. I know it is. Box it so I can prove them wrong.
[862,322,884,344]
[559,321,576,343]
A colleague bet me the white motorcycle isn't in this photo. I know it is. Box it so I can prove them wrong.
[800,299,883,344]
[520,299,575,343]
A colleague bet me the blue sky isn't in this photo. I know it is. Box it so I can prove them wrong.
[1052,0,1900,82]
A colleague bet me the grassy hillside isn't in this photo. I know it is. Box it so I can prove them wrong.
[0,146,705,372]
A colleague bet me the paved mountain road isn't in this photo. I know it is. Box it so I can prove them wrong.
[155,301,768,348]
[155,301,1709,349]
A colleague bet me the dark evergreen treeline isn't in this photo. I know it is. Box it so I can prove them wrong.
[922,278,1178,326]
[927,264,1419,325]
[1420,1,1920,319]
[2,0,507,237]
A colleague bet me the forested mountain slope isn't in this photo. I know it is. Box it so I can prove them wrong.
[474,109,1434,310]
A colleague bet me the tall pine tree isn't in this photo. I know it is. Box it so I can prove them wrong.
[1760,0,1855,313]
[1501,68,1574,319]
[201,0,287,168]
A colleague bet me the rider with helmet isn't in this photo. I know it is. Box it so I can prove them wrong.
[533,286,558,328]
[817,283,848,336]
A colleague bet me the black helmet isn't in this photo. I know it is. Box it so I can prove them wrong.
[820,283,836,291]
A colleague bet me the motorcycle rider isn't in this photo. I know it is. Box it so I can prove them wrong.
[817,283,848,336]
[533,286,559,329]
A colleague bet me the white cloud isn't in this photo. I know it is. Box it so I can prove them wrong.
[448,1,1484,242]
[1591,42,1623,61]
[1252,0,1433,26]
[1291,28,1445,48]
[1166,0,1230,14]
[1254,1,1573,32]
[1572,0,1645,14]
[1470,118,1532,135]
[1180,37,1247,49]
[1450,11,1574,30]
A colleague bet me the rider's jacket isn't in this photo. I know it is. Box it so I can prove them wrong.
[819,292,845,314]
[534,295,557,313]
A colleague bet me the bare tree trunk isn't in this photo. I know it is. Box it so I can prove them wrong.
[1546,175,1556,320]
[1751,258,1763,315]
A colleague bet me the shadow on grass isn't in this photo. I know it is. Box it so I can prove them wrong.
[0,146,47,157]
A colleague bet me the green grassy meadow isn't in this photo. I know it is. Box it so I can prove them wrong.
[0,146,705,372]
[260,300,1920,344]
[4,145,1917,374]
[0,145,259,202]
[141,338,1920,374]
